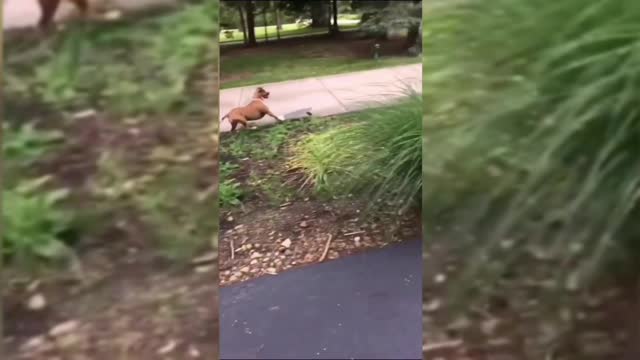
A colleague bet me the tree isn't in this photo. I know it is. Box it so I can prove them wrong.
[238,4,247,44]
[351,0,389,24]
[244,0,257,46]
[222,0,257,46]
[273,0,283,34]
[310,1,329,28]
[358,0,421,51]
[330,0,339,35]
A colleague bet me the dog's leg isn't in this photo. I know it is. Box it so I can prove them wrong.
[238,119,249,129]
[70,0,89,15]
[230,119,239,131]
[38,0,61,29]
[266,111,284,122]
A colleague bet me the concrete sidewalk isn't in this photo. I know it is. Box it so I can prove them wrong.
[219,63,422,133]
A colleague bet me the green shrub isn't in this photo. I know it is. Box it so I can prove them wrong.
[2,178,74,267]
[2,122,75,268]
[5,3,217,115]
[2,123,63,167]
[219,162,244,207]
[291,92,422,214]
[424,0,640,291]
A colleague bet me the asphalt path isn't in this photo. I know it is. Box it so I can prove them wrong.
[220,239,423,359]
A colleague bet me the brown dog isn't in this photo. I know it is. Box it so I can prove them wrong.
[37,0,89,30]
[222,87,284,131]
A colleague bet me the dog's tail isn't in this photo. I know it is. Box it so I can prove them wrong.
[221,113,229,122]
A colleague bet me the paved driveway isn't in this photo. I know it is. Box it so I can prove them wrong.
[220,240,423,359]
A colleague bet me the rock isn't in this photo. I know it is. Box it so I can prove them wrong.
[250,252,262,259]
[424,299,441,313]
[103,10,123,21]
[434,273,447,284]
[281,238,292,248]
[299,221,309,228]
[27,293,47,311]
[240,266,250,273]
[72,109,97,120]
[446,316,471,333]
[27,281,41,292]
[49,320,80,337]
[20,336,47,352]
[188,344,201,357]
[226,216,234,222]
[265,268,277,275]
[480,318,500,336]
[250,259,258,265]
[579,331,616,356]
[55,333,83,349]
[191,252,216,265]
[157,340,177,355]
[195,265,215,273]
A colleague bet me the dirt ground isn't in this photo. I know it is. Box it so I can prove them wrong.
[218,117,420,286]
[422,230,637,359]
[3,113,219,359]
[3,5,220,357]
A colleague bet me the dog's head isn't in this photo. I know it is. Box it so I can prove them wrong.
[254,87,270,99]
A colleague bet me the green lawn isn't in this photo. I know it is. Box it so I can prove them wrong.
[221,55,419,89]
[220,19,361,43]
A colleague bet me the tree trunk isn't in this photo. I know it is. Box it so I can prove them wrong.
[245,0,257,46]
[275,1,282,34]
[330,0,339,34]
[276,8,281,39]
[406,23,419,50]
[263,4,269,42]
[238,5,247,44]
[310,1,329,28]
[415,21,422,53]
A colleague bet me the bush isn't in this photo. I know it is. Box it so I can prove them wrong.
[2,123,63,168]
[2,123,75,268]
[424,0,640,291]
[291,92,422,214]
[4,3,217,115]
[219,162,244,207]
[3,178,75,267]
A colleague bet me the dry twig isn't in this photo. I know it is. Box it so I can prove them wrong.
[319,234,333,262]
